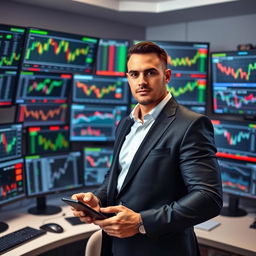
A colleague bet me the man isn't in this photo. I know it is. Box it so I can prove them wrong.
[71,41,223,256]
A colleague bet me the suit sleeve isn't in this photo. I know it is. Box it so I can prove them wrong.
[140,116,223,237]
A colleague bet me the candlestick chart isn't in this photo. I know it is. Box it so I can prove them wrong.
[212,119,256,161]
[25,152,82,196]
[28,126,69,155]
[73,75,129,104]
[153,41,209,73]
[0,25,25,70]
[0,124,22,162]
[218,158,256,198]
[17,103,67,126]
[167,75,206,106]
[70,104,127,141]
[23,28,98,73]
[211,50,256,116]
[84,147,113,186]
[0,71,17,106]
[16,72,70,103]
[0,158,25,204]
[96,39,129,76]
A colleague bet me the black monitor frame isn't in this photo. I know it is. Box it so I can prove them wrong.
[95,37,130,77]
[0,123,23,163]
[0,24,26,71]
[144,40,209,113]
[210,49,256,121]
[15,71,72,104]
[0,158,25,232]
[83,146,113,187]
[26,125,70,156]
[21,27,99,74]
[217,157,256,217]
[24,151,83,215]
[72,74,129,105]
[70,104,128,142]
[0,70,18,107]
[16,103,68,127]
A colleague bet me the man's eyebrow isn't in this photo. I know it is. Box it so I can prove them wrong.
[127,68,157,73]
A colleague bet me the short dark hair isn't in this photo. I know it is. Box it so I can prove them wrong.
[127,41,168,69]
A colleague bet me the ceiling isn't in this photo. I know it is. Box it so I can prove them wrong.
[8,0,256,27]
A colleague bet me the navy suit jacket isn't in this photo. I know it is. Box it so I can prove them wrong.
[95,98,223,256]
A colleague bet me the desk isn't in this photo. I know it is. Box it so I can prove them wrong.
[1,202,99,256]
[1,202,255,256]
[195,215,256,256]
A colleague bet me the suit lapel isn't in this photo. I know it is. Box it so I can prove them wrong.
[117,98,177,197]
[107,117,134,204]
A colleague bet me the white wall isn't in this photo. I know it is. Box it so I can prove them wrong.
[0,1,145,40]
[146,13,256,51]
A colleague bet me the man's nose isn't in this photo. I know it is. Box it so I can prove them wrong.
[138,73,148,86]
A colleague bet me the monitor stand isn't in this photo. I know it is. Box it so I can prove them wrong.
[28,196,62,215]
[0,222,8,233]
[220,195,247,217]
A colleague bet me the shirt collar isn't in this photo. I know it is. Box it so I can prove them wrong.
[130,92,172,122]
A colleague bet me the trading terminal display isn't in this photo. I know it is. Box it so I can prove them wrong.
[22,28,99,73]
[25,152,83,196]
[0,124,22,162]
[0,158,25,206]
[70,104,127,141]
[16,72,71,104]
[150,40,209,113]
[211,50,256,117]
[84,147,113,186]
[72,74,129,104]
[27,125,70,155]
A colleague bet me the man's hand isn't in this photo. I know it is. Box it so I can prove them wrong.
[94,205,141,238]
[71,192,100,223]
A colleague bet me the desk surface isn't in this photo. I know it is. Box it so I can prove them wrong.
[1,200,256,256]
[0,201,99,256]
[195,215,256,256]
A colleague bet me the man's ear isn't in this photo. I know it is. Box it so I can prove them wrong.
[165,69,171,82]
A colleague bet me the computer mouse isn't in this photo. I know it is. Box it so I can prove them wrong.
[40,223,64,233]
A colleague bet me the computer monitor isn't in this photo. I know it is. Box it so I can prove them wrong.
[217,157,256,217]
[25,151,83,215]
[211,50,256,119]
[137,40,209,113]
[0,123,22,162]
[0,24,26,71]
[0,158,25,232]
[70,104,128,141]
[27,125,70,155]
[96,38,129,76]
[84,147,113,186]
[22,27,99,73]
[16,72,71,104]
[16,103,68,127]
[0,70,17,106]
[72,74,129,104]
[211,119,256,162]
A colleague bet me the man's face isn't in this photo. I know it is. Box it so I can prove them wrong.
[127,53,171,108]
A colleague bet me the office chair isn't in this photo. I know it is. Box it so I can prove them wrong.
[85,229,102,256]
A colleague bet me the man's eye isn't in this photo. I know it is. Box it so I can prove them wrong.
[145,70,156,76]
[129,72,138,78]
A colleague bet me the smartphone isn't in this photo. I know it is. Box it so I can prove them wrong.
[62,197,107,220]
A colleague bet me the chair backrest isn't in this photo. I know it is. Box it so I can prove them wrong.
[85,230,102,256]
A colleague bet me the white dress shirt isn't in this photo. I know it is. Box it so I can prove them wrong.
[117,93,172,192]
